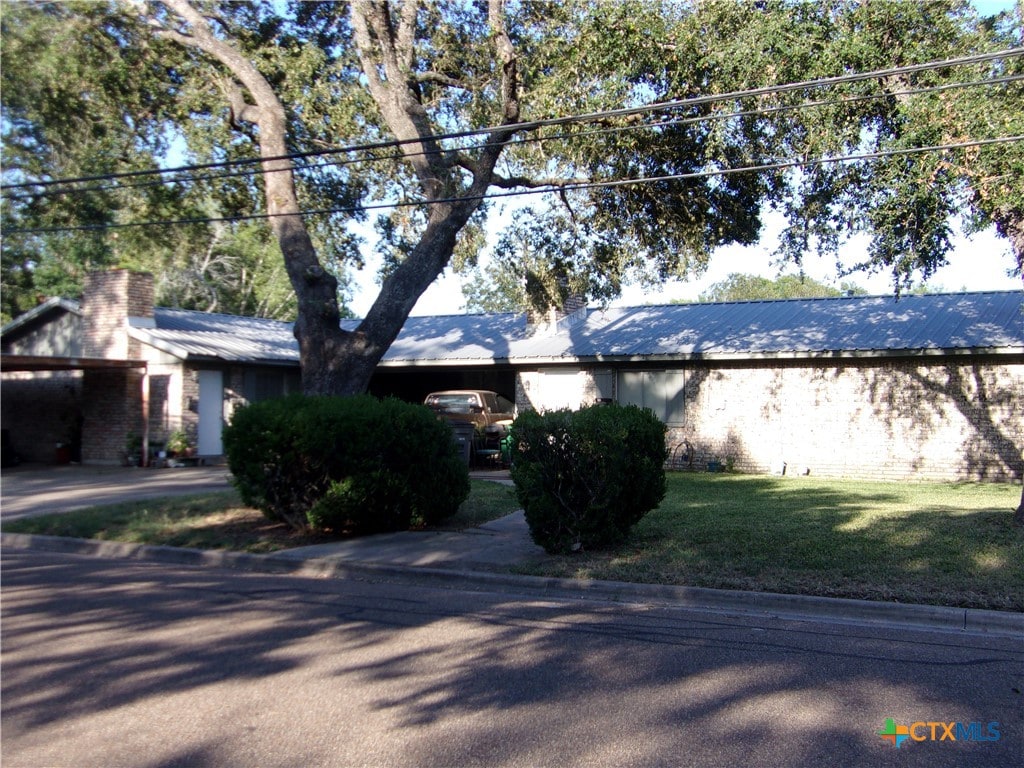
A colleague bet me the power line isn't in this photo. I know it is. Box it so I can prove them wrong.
[8,135,1020,236]
[3,45,1021,193]
[7,72,1023,203]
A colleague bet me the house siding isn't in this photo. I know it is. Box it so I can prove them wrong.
[3,311,81,357]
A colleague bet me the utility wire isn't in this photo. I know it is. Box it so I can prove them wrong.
[8,135,1020,235]
[3,45,1021,193]
[6,72,1023,203]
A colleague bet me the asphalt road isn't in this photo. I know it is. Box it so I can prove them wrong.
[2,549,1021,768]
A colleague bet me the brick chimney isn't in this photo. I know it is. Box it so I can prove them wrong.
[526,293,588,336]
[82,270,154,359]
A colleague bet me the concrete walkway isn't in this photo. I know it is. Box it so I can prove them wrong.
[0,463,540,568]
[0,463,235,520]
[274,508,547,569]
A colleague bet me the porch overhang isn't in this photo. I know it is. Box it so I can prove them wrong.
[0,354,147,372]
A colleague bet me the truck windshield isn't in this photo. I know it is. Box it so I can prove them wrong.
[426,394,478,413]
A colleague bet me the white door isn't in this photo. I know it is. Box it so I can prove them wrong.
[197,370,224,456]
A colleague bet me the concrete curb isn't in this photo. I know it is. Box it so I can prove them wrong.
[3,531,1022,638]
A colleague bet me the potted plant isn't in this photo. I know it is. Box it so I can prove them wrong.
[121,433,142,467]
[165,428,193,458]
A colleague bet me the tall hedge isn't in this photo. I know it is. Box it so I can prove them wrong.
[223,394,469,534]
[510,404,667,554]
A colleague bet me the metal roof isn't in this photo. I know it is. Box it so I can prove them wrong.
[134,309,298,363]
[118,290,1024,366]
[518,291,1024,362]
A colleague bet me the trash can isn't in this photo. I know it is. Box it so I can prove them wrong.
[449,421,475,466]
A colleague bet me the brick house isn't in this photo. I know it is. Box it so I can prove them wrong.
[2,269,1022,482]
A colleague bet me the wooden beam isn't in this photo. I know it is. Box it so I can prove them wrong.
[0,354,147,372]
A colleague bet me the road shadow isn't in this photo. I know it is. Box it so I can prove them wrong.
[2,550,1020,767]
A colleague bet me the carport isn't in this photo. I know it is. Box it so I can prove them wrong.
[1,354,151,466]
[369,364,517,407]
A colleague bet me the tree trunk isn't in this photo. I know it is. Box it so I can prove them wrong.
[1015,480,1024,526]
[296,209,476,396]
[158,0,518,396]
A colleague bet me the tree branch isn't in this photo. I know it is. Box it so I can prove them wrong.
[489,173,587,190]
[412,70,467,89]
[352,0,446,196]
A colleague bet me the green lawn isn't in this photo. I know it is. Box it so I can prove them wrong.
[4,472,1021,611]
[2,479,520,554]
[516,473,1023,611]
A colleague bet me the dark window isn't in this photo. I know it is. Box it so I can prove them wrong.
[618,371,685,424]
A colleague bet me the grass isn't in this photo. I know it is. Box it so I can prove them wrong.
[4,472,1021,611]
[515,473,1024,612]
[2,479,520,554]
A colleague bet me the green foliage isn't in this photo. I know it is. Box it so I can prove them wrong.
[510,404,667,554]
[0,1,195,318]
[223,394,469,534]
[165,429,192,455]
[3,0,1020,334]
[156,222,300,320]
[683,0,1024,287]
[697,273,867,302]
[0,1,356,322]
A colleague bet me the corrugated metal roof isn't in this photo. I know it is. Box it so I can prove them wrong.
[138,309,298,363]
[383,313,527,363]
[125,291,1023,366]
[520,291,1024,362]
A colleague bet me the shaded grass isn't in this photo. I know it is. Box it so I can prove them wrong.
[5,472,1021,611]
[514,473,1024,611]
[2,479,520,554]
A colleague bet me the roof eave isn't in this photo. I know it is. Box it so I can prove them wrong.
[129,328,191,361]
[378,357,514,368]
[502,346,1024,366]
[1,297,82,338]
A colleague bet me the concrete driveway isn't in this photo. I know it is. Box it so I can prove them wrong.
[0,463,234,520]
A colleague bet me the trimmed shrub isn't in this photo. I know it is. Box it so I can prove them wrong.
[223,394,469,534]
[510,404,667,554]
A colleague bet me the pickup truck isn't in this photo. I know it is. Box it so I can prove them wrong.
[423,390,516,435]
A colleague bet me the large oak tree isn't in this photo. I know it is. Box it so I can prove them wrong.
[3,0,1021,394]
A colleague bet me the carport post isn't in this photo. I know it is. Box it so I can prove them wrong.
[140,367,150,467]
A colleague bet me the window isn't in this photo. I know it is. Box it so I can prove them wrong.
[617,370,685,424]
[244,369,300,403]
[425,393,480,413]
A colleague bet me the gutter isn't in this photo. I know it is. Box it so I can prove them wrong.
[376,347,1024,368]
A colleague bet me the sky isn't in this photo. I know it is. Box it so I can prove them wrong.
[348,208,1021,318]
[344,0,1023,317]
[350,184,1021,320]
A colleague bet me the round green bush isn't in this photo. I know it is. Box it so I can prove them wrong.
[510,404,666,554]
[223,394,469,534]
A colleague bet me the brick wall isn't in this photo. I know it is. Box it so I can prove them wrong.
[517,357,1024,482]
[82,270,154,359]
[1,365,146,465]
[80,368,145,464]
[668,358,1023,481]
